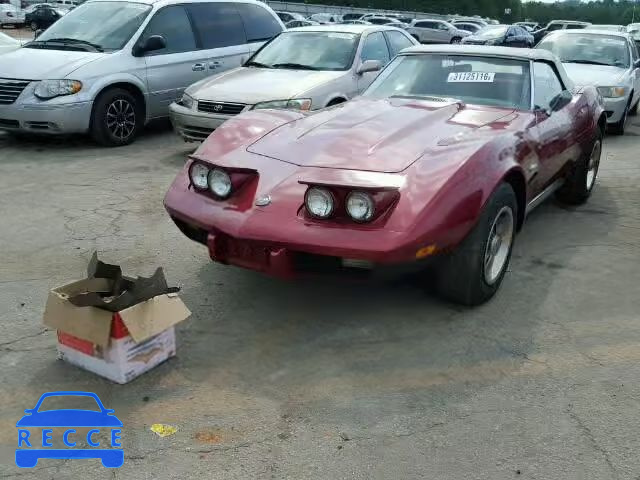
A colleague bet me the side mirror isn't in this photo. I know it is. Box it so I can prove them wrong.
[34,29,43,38]
[549,90,572,112]
[132,35,166,57]
[357,59,382,75]
[634,59,640,69]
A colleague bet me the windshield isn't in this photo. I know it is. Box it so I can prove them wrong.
[474,25,508,38]
[247,31,359,71]
[32,1,151,51]
[537,33,630,68]
[364,54,531,110]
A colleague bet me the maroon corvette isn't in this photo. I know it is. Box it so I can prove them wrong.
[164,45,605,305]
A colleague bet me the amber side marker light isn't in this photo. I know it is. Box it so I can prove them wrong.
[415,245,437,259]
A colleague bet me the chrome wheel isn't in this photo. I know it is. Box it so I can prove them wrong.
[106,99,136,140]
[586,138,601,191]
[483,206,514,285]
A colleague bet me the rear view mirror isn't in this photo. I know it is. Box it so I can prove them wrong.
[357,59,382,75]
[133,35,166,57]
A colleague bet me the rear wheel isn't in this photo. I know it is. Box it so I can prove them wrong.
[90,88,142,147]
[450,37,461,44]
[435,183,517,306]
[30,21,38,31]
[555,129,602,205]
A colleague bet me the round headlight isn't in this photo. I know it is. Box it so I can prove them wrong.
[190,163,209,190]
[346,191,375,222]
[305,187,334,219]
[208,168,232,198]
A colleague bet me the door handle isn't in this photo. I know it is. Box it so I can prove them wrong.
[192,63,205,72]
[209,61,221,70]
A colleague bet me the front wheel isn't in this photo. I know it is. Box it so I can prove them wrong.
[435,183,517,306]
[30,21,38,31]
[555,129,602,205]
[450,37,461,44]
[90,88,142,147]
[609,100,629,135]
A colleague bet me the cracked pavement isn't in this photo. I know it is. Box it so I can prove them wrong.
[0,119,639,479]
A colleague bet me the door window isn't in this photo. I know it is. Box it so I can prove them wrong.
[236,3,282,42]
[385,30,413,56]
[187,3,246,49]
[436,22,449,31]
[140,5,196,54]
[415,21,435,29]
[533,62,564,110]
[360,31,390,64]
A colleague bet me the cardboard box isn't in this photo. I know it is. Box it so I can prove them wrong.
[42,258,190,384]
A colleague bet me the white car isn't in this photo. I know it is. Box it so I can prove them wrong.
[0,31,20,54]
[169,25,418,141]
[0,4,25,28]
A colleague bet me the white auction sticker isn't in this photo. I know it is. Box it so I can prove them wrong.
[447,72,496,83]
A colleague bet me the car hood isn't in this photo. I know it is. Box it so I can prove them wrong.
[562,63,627,87]
[16,410,123,427]
[247,97,519,173]
[189,67,345,103]
[0,48,103,80]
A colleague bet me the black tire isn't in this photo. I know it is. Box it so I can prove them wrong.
[629,98,638,116]
[326,98,345,107]
[609,100,630,135]
[435,183,517,306]
[30,21,38,31]
[555,128,602,205]
[90,88,143,147]
[450,37,461,44]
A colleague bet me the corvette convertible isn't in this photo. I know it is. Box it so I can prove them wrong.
[164,45,605,305]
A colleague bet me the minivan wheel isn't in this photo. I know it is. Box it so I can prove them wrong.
[91,88,142,147]
[30,21,38,31]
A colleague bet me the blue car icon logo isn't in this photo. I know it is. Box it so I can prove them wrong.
[16,391,123,468]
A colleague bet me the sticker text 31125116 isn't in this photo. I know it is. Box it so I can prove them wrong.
[447,72,495,83]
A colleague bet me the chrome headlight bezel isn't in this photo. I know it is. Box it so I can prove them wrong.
[34,79,82,100]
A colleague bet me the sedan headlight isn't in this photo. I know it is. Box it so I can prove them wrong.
[181,93,195,109]
[346,191,375,222]
[253,98,312,111]
[305,187,334,219]
[34,79,82,100]
[597,86,626,98]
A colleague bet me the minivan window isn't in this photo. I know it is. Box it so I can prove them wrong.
[187,3,246,48]
[140,5,196,54]
[237,3,283,42]
[32,1,151,51]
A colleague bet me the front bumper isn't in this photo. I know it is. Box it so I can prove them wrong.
[0,100,93,134]
[603,95,628,124]
[169,102,232,142]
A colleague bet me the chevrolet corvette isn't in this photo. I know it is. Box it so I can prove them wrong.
[164,45,605,305]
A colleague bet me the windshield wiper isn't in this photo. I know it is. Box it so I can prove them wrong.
[26,37,104,52]
[272,62,319,70]
[564,59,613,66]
[244,60,273,68]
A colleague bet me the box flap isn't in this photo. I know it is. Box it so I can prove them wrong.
[43,279,114,347]
[118,294,191,343]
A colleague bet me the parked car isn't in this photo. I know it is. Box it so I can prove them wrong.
[584,24,627,32]
[169,25,417,141]
[25,4,64,31]
[0,31,20,54]
[547,20,591,32]
[340,20,371,25]
[515,21,540,31]
[451,21,482,33]
[0,4,25,27]
[341,13,363,21]
[536,30,640,134]
[309,13,340,24]
[361,16,398,26]
[450,17,487,28]
[164,45,605,306]
[0,0,284,146]
[462,25,533,47]
[275,11,304,23]
[285,19,318,28]
[407,19,470,44]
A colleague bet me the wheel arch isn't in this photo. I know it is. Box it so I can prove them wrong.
[90,81,147,125]
[502,168,527,231]
[325,96,347,107]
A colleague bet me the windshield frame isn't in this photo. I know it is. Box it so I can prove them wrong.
[363,52,534,111]
[537,32,631,69]
[244,30,361,72]
[31,0,152,52]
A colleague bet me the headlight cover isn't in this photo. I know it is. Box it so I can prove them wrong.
[34,79,82,100]
[253,98,312,111]
[305,187,334,219]
[208,168,232,198]
[181,93,195,109]
[189,163,210,190]
[346,191,375,222]
[597,86,626,98]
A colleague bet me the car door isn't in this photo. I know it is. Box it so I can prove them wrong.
[186,2,249,77]
[139,5,208,118]
[236,2,283,57]
[434,21,451,43]
[357,31,391,91]
[413,21,435,43]
[529,61,574,191]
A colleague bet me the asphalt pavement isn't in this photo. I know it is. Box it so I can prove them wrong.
[0,118,639,479]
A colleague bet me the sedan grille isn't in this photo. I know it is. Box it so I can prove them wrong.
[0,79,30,105]
[197,101,246,115]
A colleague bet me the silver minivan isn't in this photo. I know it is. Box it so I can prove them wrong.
[0,0,284,145]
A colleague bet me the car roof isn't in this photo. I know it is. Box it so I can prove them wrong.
[86,0,269,5]
[546,29,632,39]
[548,20,591,25]
[286,24,401,34]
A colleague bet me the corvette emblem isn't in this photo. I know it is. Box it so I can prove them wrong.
[255,195,271,206]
